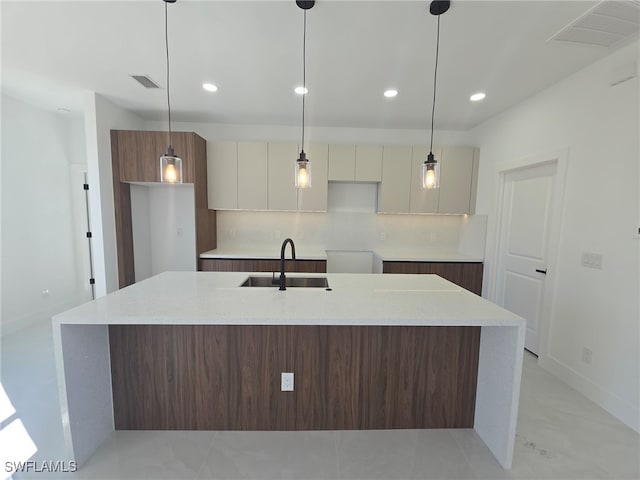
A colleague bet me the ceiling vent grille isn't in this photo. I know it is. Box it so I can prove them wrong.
[549,1,640,48]
[130,74,160,89]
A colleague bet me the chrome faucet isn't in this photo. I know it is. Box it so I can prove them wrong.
[279,238,296,291]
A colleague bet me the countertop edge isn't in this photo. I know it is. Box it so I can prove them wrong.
[200,248,483,263]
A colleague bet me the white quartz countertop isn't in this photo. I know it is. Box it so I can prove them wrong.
[54,272,523,328]
[200,247,482,262]
[372,247,483,262]
[200,246,327,260]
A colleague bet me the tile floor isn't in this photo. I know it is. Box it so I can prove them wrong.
[1,321,638,480]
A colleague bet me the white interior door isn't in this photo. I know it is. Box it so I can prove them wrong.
[496,162,557,354]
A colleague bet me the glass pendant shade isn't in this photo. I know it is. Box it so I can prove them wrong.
[295,151,311,188]
[421,152,440,189]
[160,147,183,184]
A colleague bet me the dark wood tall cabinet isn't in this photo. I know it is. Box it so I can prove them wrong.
[111,130,216,288]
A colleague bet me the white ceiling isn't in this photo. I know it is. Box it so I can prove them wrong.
[1,1,635,130]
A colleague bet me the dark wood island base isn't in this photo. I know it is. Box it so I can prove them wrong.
[109,325,480,431]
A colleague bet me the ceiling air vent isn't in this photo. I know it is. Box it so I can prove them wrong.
[130,74,160,89]
[549,1,640,48]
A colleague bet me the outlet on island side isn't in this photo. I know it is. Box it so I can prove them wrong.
[281,372,294,392]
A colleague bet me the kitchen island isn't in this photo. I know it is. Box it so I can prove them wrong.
[53,271,525,469]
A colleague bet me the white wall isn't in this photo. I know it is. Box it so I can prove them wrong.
[1,94,90,334]
[130,185,152,281]
[215,209,486,260]
[467,42,639,431]
[144,121,472,147]
[84,92,144,296]
[130,184,197,281]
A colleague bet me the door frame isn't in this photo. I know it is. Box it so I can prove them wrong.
[70,164,95,301]
[489,148,569,359]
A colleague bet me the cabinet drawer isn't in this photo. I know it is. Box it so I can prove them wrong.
[199,258,327,273]
[383,261,483,295]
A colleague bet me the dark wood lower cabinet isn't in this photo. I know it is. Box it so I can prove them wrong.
[109,324,480,431]
[383,261,483,295]
[199,258,326,273]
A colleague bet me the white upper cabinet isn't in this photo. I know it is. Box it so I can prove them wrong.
[328,144,383,182]
[379,146,412,213]
[268,143,299,211]
[328,144,356,181]
[438,146,477,214]
[409,146,440,214]
[379,145,478,214]
[208,141,238,210]
[208,140,477,215]
[237,142,268,210]
[355,145,383,182]
[297,143,328,212]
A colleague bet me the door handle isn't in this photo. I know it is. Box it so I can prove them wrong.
[535,269,547,275]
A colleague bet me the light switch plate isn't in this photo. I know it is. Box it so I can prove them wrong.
[281,372,294,392]
[581,252,603,270]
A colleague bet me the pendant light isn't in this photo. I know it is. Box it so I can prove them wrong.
[295,0,314,189]
[422,0,450,190]
[160,0,182,184]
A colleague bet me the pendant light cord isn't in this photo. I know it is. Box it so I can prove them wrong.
[165,1,173,149]
[429,14,441,153]
[301,9,307,153]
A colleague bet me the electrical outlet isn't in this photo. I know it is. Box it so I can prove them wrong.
[281,372,294,392]
[581,347,592,365]
[581,252,603,270]
[176,227,183,237]
[228,230,235,240]
[42,289,50,297]
[379,232,387,241]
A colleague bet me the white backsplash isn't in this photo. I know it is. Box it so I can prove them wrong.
[216,210,487,259]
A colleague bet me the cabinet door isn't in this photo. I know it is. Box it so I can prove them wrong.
[355,145,383,182]
[115,130,194,183]
[268,143,299,211]
[409,146,440,213]
[237,142,268,210]
[438,147,475,214]
[208,141,238,210]
[297,143,328,212]
[379,146,412,213]
[328,144,356,181]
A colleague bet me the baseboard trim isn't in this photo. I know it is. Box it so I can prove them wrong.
[539,353,639,433]
[1,296,88,337]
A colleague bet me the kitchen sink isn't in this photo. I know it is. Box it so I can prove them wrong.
[240,276,330,288]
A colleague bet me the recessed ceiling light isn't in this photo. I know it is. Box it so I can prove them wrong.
[202,83,218,92]
[294,86,308,95]
[384,89,398,98]
[470,92,486,102]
